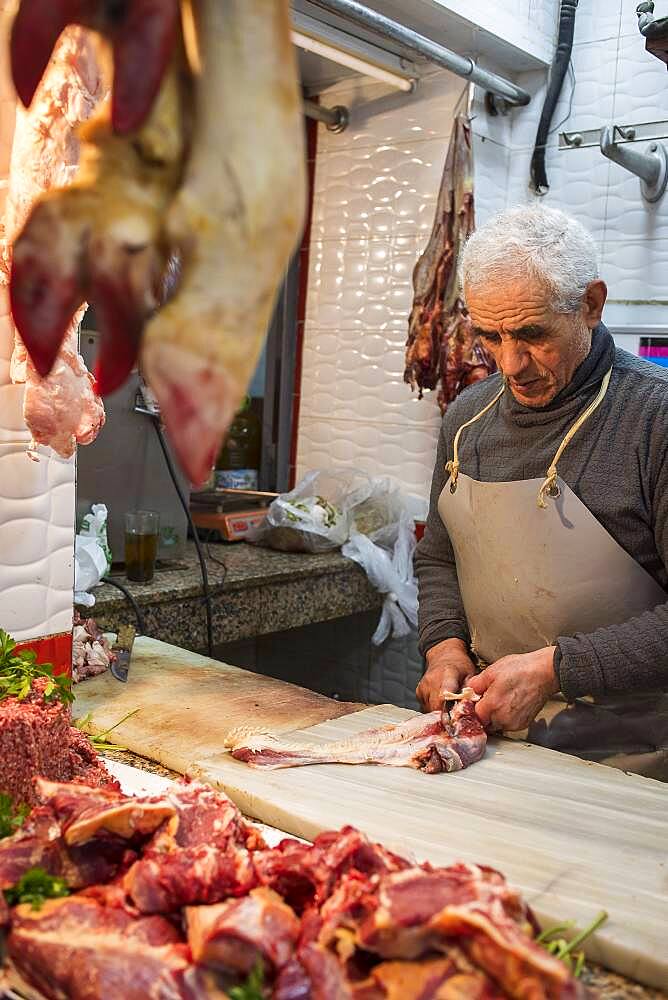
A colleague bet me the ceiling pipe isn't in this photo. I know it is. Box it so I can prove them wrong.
[306,0,531,106]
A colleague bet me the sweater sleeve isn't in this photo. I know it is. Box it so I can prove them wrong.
[415,416,469,656]
[556,403,668,699]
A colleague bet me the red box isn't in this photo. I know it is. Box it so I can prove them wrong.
[14,631,73,679]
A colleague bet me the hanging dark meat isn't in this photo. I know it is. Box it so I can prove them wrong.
[404,113,496,413]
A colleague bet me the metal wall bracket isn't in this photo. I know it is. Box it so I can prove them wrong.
[600,124,668,202]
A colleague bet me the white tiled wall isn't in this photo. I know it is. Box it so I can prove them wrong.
[0,7,75,641]
[297,69,466,497]
[298,0,668,499]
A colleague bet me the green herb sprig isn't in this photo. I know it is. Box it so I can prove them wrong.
[0,629,73,706]
[0,793,29,840]
[228,962,265,1000]
[4,868,70,911]
[73,708,140,752]
[537,911,608,977]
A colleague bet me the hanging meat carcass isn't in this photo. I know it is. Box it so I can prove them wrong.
[7,0,307,486]
[1,26,106,459]
[404,112,496,414]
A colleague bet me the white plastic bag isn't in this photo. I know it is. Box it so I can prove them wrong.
[342,510,418,645]
[74,504,112,606]
[250,470,372,553]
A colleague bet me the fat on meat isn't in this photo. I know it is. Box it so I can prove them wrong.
[140,0,307,485]
[232,689,487,773]
[5,895,224,1000]
[1,26,105,459]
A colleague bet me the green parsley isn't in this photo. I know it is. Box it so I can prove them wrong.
[4,868,70,911]
[0,629,73,706]
[0,793,29,840]
[228,963,265,1000]
[73,708,140,752]
[537,910,608,977]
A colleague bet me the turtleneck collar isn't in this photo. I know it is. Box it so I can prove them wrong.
[501,323,615,427]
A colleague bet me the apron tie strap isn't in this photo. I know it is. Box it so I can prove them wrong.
[537,367,613,509]
[446,381,506,492]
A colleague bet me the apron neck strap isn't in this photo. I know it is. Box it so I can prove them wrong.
[446,382,506,491]
[537,366,613,509]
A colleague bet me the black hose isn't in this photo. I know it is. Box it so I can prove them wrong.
[530,0,579,194]
[151,418,214,658]
[100,576,147,635]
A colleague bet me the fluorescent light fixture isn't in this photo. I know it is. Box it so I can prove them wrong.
[291,12,416,92]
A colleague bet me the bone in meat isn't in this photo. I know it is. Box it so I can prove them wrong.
[232,689,486,773]
[140,0,307,485]
[185,887,300,975]
[2,26,106,458]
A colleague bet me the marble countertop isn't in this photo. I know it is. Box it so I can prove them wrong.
[104,746,668,1000]
[82,541,381,649]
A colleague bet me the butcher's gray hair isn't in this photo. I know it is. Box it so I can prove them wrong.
[460,205,599,313]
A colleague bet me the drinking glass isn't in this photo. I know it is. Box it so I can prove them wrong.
[125,510,160,583]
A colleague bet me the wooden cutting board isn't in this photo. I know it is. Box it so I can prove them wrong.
[73,636,362,770]
[76,640,667,990]
[200,709,667,992]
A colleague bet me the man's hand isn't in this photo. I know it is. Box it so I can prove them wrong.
[467,647,559,731]
[416,638,475,713]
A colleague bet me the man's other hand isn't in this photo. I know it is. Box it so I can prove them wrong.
[416,638,475,713]
[467,647,559,731]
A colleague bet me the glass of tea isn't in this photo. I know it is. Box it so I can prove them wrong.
[125,510,160,583]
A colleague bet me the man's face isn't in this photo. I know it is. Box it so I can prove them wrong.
[465,276,607,408]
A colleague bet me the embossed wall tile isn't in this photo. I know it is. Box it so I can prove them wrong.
[296,415,439,498]
[573,0,621,45]
[613,34,668,123]
[605,160,668,242]
[317,70,464,156]
[311,137,452,242]
[506,144,610,241]
[551,39,617,133]
[601,239,668,301]
[305,236,421,332]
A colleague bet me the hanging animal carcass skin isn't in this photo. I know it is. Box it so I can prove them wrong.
[8,0,306,486]
[404,113,496,413]
[140,0,307,485]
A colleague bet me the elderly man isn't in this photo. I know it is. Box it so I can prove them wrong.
[415,204,668,780]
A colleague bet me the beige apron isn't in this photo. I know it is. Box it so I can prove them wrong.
[438,369,668,780]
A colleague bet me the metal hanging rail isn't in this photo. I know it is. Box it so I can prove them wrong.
[306,0,531,107]
[303,99,349,132]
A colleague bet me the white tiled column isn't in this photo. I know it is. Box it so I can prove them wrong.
[0,10,75,642]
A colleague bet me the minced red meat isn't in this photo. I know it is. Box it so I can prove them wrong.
[0,678,118,807]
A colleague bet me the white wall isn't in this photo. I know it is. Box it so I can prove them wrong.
[0,10,75,641]
[499,0,668,313]
[298,0,668,500]
[296,67,467,498]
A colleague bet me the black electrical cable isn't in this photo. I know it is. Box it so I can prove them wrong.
[530,0,579,194]
[151,417,214,658]
[100,576,147,635]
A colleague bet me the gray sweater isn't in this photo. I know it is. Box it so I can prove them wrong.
[415,325,668,699]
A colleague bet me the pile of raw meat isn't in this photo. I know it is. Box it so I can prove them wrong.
[72,612,114,683]
[0,778,583,999]
[0,680,117,807]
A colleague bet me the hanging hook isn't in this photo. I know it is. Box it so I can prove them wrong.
[600,124,668,202]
